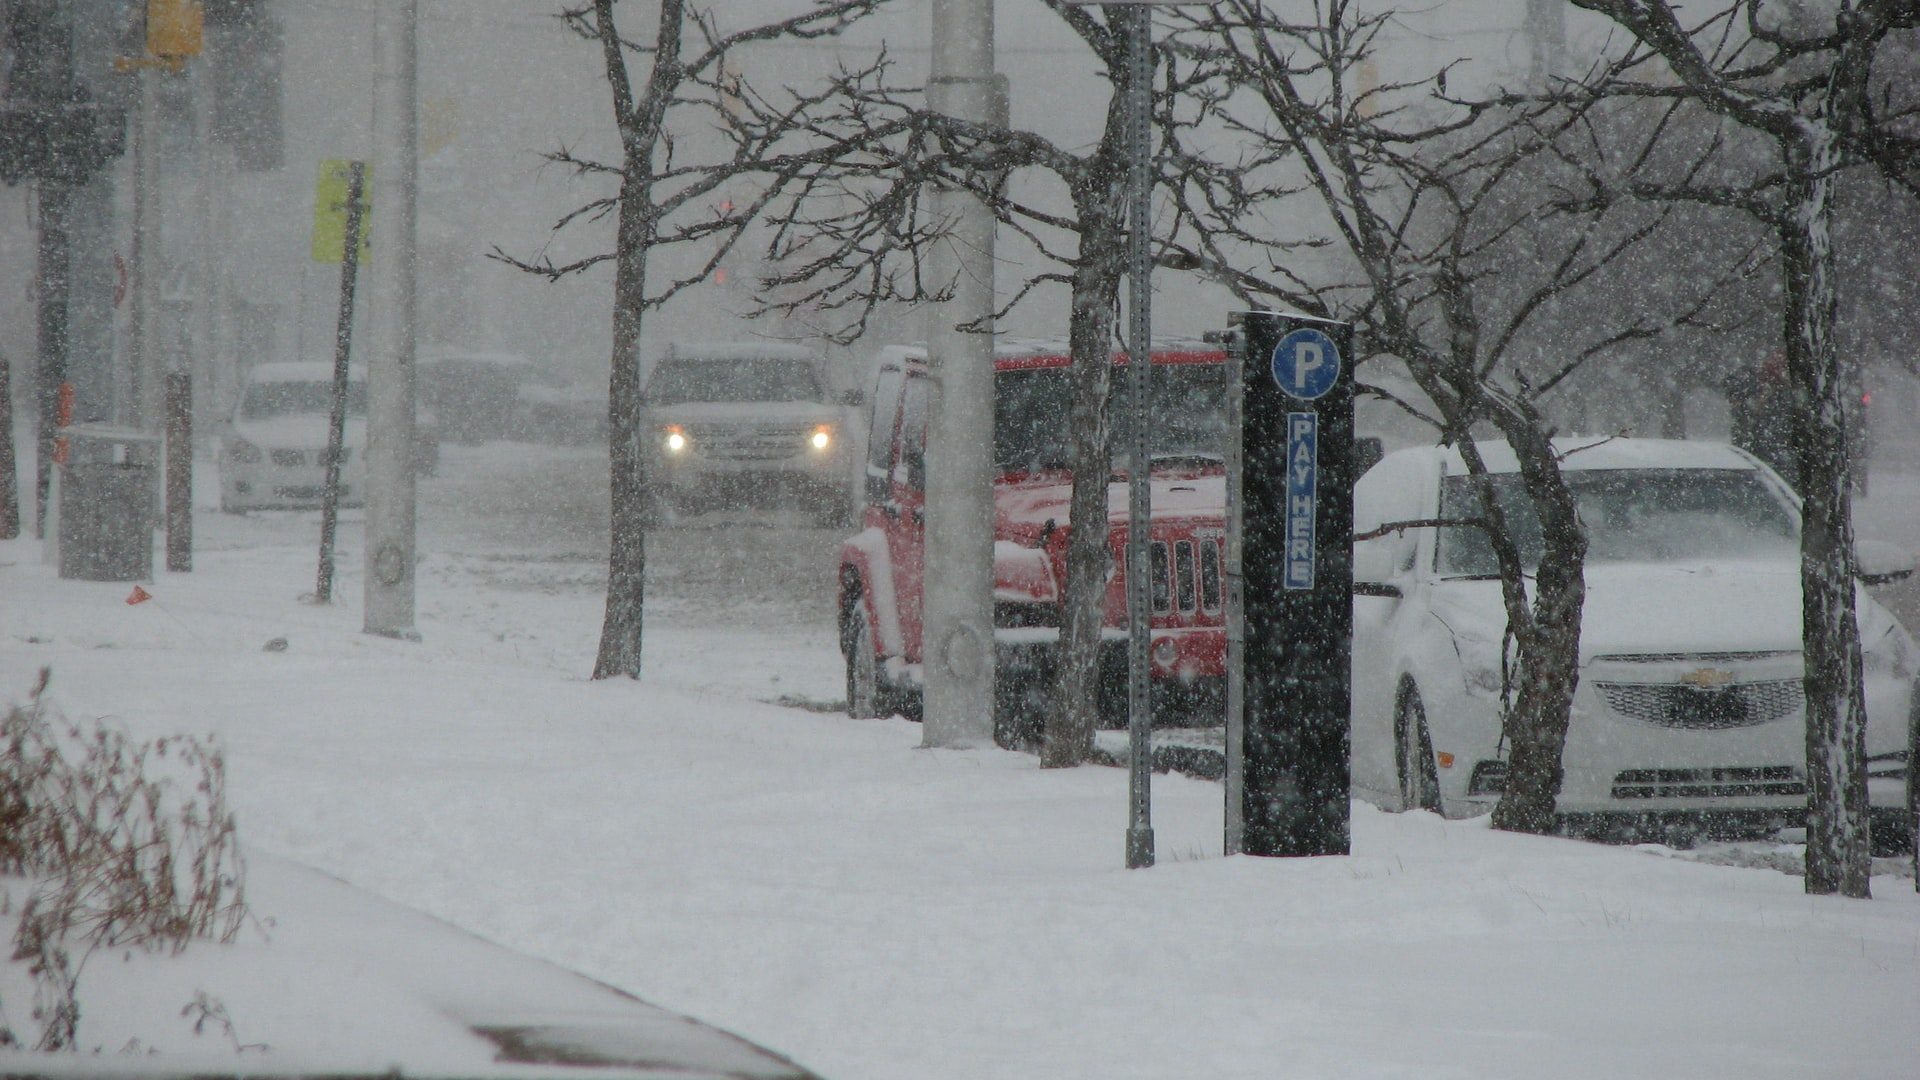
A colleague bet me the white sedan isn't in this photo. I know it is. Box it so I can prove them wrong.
[1352,437,1915,845]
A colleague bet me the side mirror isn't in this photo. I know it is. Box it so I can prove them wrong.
[838,388,866,408]
[1353,538,1403,598]
[1854,539,1917,585]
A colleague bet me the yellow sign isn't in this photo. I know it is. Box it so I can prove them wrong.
[311,159,372,265]
[147,0,204,59]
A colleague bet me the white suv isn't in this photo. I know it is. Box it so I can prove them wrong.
[641,342,860,525]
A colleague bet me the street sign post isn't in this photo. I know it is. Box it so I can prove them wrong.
[1065,0,1202,870]
[1223,311,1356,857]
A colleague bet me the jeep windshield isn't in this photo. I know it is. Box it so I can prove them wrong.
[1435,468,1798,577]
[994,363,1227,474]
[647,358,822,404]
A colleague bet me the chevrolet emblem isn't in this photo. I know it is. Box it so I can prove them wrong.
[1679,667,1735,689]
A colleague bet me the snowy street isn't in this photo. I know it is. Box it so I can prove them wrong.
[2,443,1918,1078]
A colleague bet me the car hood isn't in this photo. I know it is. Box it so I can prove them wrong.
[995,474,1227,533]
[1427,561,1809,660]
[642,401,841,423]
[232,416,367,451]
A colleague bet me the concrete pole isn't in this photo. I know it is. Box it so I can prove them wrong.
[364,0,420,640]
[920,0,999,748]
[128,67,160,433]
[191,52,219,433]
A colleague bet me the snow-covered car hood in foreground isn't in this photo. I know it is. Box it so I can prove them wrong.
[1426,560,1894,662]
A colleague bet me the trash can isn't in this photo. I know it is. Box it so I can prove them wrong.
[56,425,158,582]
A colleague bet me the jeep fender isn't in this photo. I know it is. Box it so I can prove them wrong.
[839,528,904,658]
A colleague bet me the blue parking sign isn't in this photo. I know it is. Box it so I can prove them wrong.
[1285,413,1317,589]
[1271,328,1342,401]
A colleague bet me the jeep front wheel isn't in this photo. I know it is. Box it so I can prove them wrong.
[845,600,885,719]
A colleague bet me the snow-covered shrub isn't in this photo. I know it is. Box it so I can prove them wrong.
[0,669,247,1049]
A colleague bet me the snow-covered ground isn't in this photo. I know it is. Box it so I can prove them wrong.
[1,442,1917,1079]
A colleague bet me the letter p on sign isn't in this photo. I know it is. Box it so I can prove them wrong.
[1271,328,1342,401]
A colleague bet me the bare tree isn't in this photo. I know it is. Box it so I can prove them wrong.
[1176,0,1742,832]
[1567,0,1920,897]
[493,0,883,680]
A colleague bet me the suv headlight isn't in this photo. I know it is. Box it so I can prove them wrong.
[663,425,689,454]
[809,424,834,452]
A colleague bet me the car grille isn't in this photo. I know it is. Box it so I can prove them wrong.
[1594,680,1802,729]
[689,424,811,462]
[1594,650,1796,664]
[268,448,348,467]
[1140,538,1223,619]
[1611,766,1804,800]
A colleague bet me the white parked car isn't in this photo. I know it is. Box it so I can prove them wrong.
[219,362,439,512]
[219,363,369,512]
[1352,437,1915,845]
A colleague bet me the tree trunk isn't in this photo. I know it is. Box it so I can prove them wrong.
[1783,130,1871,898]
[1487,418,1588,834]
[1045,225,1124,768]
[593,174,656,680]
[0,346,19,540]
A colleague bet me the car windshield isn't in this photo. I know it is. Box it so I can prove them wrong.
[240,379,367,419]
[647,358,821,404]
[994,362,1227,474]
[1435,468,1798,576]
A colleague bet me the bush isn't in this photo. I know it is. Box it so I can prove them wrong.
[0,669,248,1050]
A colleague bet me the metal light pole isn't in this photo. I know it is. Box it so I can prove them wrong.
[365,0,420,640]
[920,0,999,748]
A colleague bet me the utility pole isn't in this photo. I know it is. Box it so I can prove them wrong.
[1523,0,1565,89]
[364,0,420,640]
[919,0,999,749]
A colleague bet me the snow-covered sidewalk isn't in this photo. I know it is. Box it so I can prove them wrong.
[1,466,1916,1077]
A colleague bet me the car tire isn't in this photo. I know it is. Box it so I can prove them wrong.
[1396,684,1443,814]
[845,598,886,720]
[993,668,1051,751]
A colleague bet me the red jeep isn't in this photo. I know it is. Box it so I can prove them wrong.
[837,340,1229,737]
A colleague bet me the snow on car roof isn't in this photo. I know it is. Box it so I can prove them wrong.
[244,361,363,384]
[871,337,1223,371]
[1401,437,1762,475]
[664,340,820,362]
[418,349,532,368]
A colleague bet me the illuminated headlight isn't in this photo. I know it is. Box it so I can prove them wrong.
[663,426,688,454]
[225,438,263,464]
[809,425,834,452]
